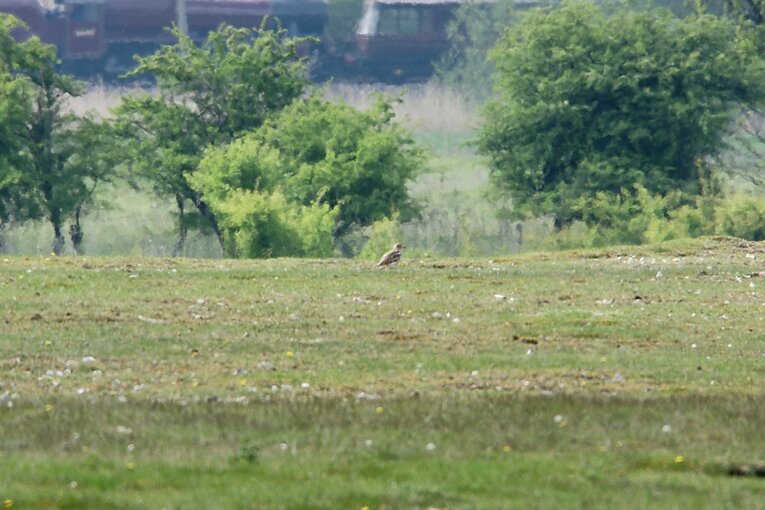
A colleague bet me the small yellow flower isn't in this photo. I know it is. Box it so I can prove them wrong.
[191,380,199,388]
[375,406,384,414]
[674,455,684,464]
[44,404,53,412]
[126,462,135,470]
[600,356,607,363]
[502,445,511,453]
[4,499,13,508]
[406,310,412,315]
[286,351,294,357]
[81,446,89,453]
[361,507,370,510]
[238,379,247,387]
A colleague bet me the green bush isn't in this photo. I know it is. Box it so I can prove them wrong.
[214,189,337,258]
[258,96,423,236]
[644,202,716,244]
[191,138,284,205]
[190,96,422,258]
[714,195,765,241]
[524,190,765,249]
[479,0,765,228]
[523,186,723,249]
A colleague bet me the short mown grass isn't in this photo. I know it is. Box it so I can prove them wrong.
[2,237,765,508]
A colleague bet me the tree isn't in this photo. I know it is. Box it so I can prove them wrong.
[59,117,121,255]
[0,75,28,248]
[257,96,423,236]
[0,15,36,248]
[190,96,424,257]
[23,59,93,255]
[479,1,765,228]
[115,23,313,255]
[0,13,113,254]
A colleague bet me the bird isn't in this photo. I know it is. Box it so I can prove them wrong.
[376,242,403,267]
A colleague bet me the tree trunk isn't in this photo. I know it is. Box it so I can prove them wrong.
[70,207,84,255]
[191,194,224,250]
[52,212,65,255]
[173,195,188,257]
[515,222,524,248]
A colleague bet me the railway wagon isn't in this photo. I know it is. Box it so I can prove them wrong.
[0,0,521,81]
[356,0,461,81]
[0,0,327,73]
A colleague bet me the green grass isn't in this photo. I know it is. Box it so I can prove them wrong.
[3,237,765,508]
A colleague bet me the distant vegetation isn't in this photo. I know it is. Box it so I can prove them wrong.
[0,15,117,256]
[435,0,765,250]
[479,0,765,241]
[1,18,425,258]
[2,0,765,257]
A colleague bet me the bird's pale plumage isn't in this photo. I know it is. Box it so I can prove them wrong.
[377,242,403,267]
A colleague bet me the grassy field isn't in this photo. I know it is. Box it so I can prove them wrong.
[2,237,765,508]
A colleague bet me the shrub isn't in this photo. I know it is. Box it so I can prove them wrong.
[213,189,337,258]
[258,96,423,236]
[479,0,765,228]
[715,195,765,240]
[191,95,424,258]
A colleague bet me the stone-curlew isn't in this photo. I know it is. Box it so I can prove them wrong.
[376,242,403,267]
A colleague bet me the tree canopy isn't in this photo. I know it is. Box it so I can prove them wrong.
[114,22,423,258]
[115,23,314,254]
[0,15,36,232]
[478,0,765,228]
[0,13,113,254]
[191,96,423,257]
